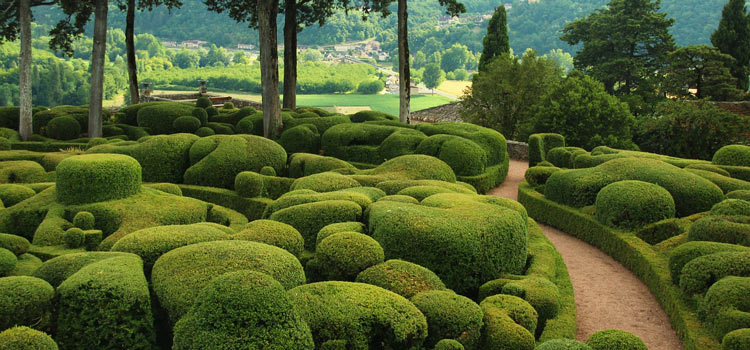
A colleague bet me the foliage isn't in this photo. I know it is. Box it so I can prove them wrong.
[0,326,58,350]
[461,50,562,141]
[55,154,142,205]
[594,180,676,230]
[423,63,446,91]
[0,276,55,331]
[478,4,509,71]
[710,0,750,91]
[310,232,385,281]
[233,219,304,258]
[355,259,447,298]
[586,329,647,350]
[410,290,483,349]
[356,79,384,94]
[664,45,741,100]
[713,145,750,167]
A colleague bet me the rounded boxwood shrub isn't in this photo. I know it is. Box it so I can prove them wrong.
[668,241,749,284]
[233,220,304,258]
[525,166,561,187]
[711,199,750,217]
[290,172,361,192]
[0,234,30,256]
[397,185,456,201]
[0,276,55,330]
[0,248,17,276]
[435,339,465,350]
[0,137,10,151]
[288,281,428,348]
[287,153,357,178]
[63,228,84,248]
[686,163,732,177]
[377,194,419,204]
[416,135,487,176]
[546,147,587,169]
[260,166,276,176]
[56,154,142,205]
[355,259,446,298]
[269,200,363,251]
[679,251,750,294]
[688,216,750,246]
[723,328,750,350]
[0,184,36,207]
[222,101,235,110]
[478,276,560,326]
[0,326,58,350]
[194,126,215,137]
[536,339,593,350]
[703,276,750,339]
[728,190,750,202]
[234,171,264,198]
[173,271,314,350]
[714,145,750,167]
[410,290,483,349]
[173,116,201,133]
[312,232,384,281]
[479,294,537,350]
[205,106,218,117]
[279,124,321,155]
[595,180,676,230]
[316,222,365,249]
[151,240,306,323]
[192,108,208,125]
[72,211,95,230]
[206,122,234,134]
[196,97,212,109]
[45,116,81,140]
[585,330,647,350]
[136,102,195,135]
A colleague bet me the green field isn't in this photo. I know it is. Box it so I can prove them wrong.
[152,90,454,116]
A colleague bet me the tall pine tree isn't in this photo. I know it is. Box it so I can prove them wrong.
[711,0,750,92]
[479,5,509,71]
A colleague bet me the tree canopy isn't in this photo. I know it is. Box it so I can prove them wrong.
[710,0,750,91]
[664,44,739,100]
[478,4,508,71]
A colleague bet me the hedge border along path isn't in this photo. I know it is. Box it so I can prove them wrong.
[489,159,684,350]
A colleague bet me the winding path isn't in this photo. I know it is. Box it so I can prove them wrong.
[489,159,682,350]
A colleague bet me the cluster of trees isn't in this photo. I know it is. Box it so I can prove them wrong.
[462,0,750,158]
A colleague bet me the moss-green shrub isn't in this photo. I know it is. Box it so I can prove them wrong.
[668,241,749,284]
[410,290,483,349]
[172,116,202,133]
[195,97,212,109]
[479,294,537,350]
[350,110,396,122]
[377,194,419,204]
[136,102,195,134]
[192,108,208,125]
[151,240,305,324]
[269,200,363,251]
[719,165,750,182]
[311,232,384,281]
[528,133,565,167]
[194,126,215,137]
[546,158,724,216]
[722,328,750,350]
[525,166,561,188]
[355,259,446,299]
[711,199,750,216]
[0,137,9,151]
[288,281,428,348]
[728,190,750,202]
[290,172,361,192]
[713,145,750,167]
[368,200,527,295]
[285,114,351,135]
[688,215,750,246]
[321,123,426,164]
[287,153,356,178]
[205,106,218,117]
[396,185,457,201]
[415,135,487,176]
[32,106,90,135]
[585,329,647,350]
[0,161,47,184]
[546,147,588,169]
[279,124,321,154]
[687,168,750,194]
[55,254,155,350]
[117,102,167,125]
[0,248,17,276]
[206,122,234,134]
[144,183,182,196]
[0,276,54,330]
[0,184,36,207]
[172,270,314,350]
[63,227,84,248]
[233,219,304,258]
[0,106,20,129]
[234,171,294,199]
[594,180,676,230]
[234,113,263,135]
[435,339,465,350]
[536,339,593,350]
[702,276,750,340]
[0,326,58,350]
[260,166,276,176]
[686,163,732,176]
[0,234,29,256]
[316,221,365,248]
[679,252,750,294]
[55,154,141,205]
[184,135,286,189]
[635,218,683,245]
[87,134,198,183]
[351,154,458,186]
[376,179,475,196]
[45,116,81,141]
[478,275,560,329]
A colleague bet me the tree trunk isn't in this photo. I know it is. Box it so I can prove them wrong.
[126,0,139,105]
[257,0,282,139]
[398,0,410,124]
[282,0,297,110]
[87,0,108,138]
[18,0,32,141]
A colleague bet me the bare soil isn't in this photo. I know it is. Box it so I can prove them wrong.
[488,159,683,350]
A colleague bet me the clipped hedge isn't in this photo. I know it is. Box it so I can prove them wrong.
[288,281,428,348]
[0,276,55,330]
[525,166,561,188]
[687,168,750,194]
[316,221,365,248]
[172,271,314,350]
[713,145,750,167]
[0,234,29,256]
[669,241,749,284]
[594,180,676,230]
[0,161,48,184]
[287,153,356,178]
[0,248,17,276]
[136,102,195,134]
[711,199,750,217]
[702,276,750,340]
[172,116,201,133]
[528,133,565,167]
[269,200,362,251]
[290,172,361,192]
[0,326,58,350]
[310,232,384,281]
[416,135,487,176]
[546,147,587,169]
[585,329,647,350]
[278,124,320,154]
[0,184,36,207]
[728,190,750,202]
[410,290,483,349]
[688,216,750,246]
[679,252,750,295]
[45,116,80,141]
[722,328,750,350]
[479,294,537,350]
[537,339,592,350]
[355,259,446,299]
[233,219,304,257]
[55,154,141,205]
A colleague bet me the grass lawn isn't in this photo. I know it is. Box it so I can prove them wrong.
[437,80,471,97]
[152,90,453,116]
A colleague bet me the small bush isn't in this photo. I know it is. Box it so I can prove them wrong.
[595,180,676,230]
[688,215,750,246]
[546,147,588,169]
[290,172,361,192]
[0,326,58,350]
[205,106,218,117]
[687,168,750,194]
[173,116,201,133]
[287,153,357,178]
[191,108,208,126]
[585,329,647,350]
[528,133,565,167]
[234,219,304,257]
[172,271,314,350]
[714,145,750,167]
[196,97,212,109]
[46,116,81,141]
[711,199,750,217]
[668,241,749,284]
[350,110,396,122]
[0,248,17,276]
[56,154,142,205]
[355,259,446,299]
[63,228,84,248]
[0,184,36,207]
[415,135,488,176]
[635,218,683,245]
[525,166,561,187]
[194,126,215,137]
[311,232,384,281]
[269,200,363,251]
[0,233,30,256]
[410,290,483,349]
[0,161,49,184]
[0,276,55,330]
[686,163,731,176]
[316,221,365,248]
[536,339,593,350]
[702,276,750,340]
[722,328,750,350]
[478,276,560,327]
[680,251,750,294]
[206,122,234,134]
[136,102,195,134]
[222,101,235,110]
[435,339,465,350]
[279,124,321,154]
[479,294,537,350]
[728,190,750,202]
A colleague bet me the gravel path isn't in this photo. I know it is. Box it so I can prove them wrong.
[488,159,683,350]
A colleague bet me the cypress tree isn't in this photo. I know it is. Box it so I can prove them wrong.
[479,5,510,71]
[711,0,750,91]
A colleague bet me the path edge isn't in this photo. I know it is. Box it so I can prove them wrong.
[518,182,719,350]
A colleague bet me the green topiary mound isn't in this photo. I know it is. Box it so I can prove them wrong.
[0,184,36,207]
[269,200,363,251]
[316,221,365,248]
[195,126,215,137]
[0,276,55,330]
[711,199,750,217]
[585,330,647,350]
[410,290,483,349]
[688,216,750,246]
[279,124,321,154]
[355,259,446,299]
[151,240,305,324]
[728,190,750,202]
[0,326,58,350]
[722,328,750,350]
[56,154,141,205]
[702,276,750,339]
[0,248,17,276]
[479,294,537,350]
[233,220,304,258]
[713,145,750,167]
[46,116,81,140]
[63,228,84,248]
[196,97,212,109]
[287,153,356,178]
[668,241,749,284]
[594,180,676,230]
[0,233,29,256]
[416,135,488,176]
[136,102,195,134]
[536,339,593,350]
[290,172,361,192]
[679,252,750,295]
[435,339,465,350]
[173,116,202,133]
[310,232,384,281]
[172,271,314,350]
[73,211,95,230]
[288,281,428,348]
[192,108,208,125]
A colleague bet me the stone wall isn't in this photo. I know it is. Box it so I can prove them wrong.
[141,93,262,110]
[507,140,529,161]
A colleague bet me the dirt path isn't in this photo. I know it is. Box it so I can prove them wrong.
[488,159,682,350]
